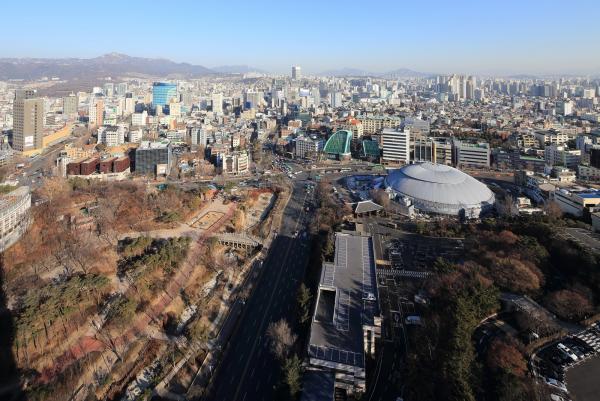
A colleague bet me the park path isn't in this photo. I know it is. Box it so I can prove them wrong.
[39,204,236,384]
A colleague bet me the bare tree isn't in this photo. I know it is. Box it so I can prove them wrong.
[370,188,390,209]
[266,319,297,361]
[92,319,123,362]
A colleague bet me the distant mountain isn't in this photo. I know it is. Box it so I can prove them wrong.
[382,68,431,78]
[319,68,375,77]
[0,53,214,80]
[212,65,267,74]
[506,74,538,80]
[318,67,430,78]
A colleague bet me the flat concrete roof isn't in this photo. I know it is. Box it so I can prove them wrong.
[308,232,379,369]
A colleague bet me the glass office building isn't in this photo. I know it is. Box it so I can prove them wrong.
[152,82,177,107]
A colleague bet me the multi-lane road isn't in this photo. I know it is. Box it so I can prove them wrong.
[203,174,314,401]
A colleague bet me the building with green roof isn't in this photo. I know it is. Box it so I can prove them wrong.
[323,130,352,161]
[361,139,380,161]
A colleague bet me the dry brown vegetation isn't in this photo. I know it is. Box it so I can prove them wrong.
[1,177,226,400]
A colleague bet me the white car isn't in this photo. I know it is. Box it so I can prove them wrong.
[544,377,568,393]
[550,394,569,401]
[557,343,578,362]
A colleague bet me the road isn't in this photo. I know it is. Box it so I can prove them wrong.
[203,174,314,401]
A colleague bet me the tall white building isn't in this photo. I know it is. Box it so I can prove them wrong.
[190,127,208,147]
[329,91,342,108]
[557,100,574,116]
[382,128,410,165]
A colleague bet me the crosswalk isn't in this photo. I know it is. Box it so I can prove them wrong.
[377,268,431,279]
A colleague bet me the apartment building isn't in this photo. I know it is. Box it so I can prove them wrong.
[357,115,402,135]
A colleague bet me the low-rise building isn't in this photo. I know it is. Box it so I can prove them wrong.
[552,188,600,217]
[544,145,581,169]
[307,232,380,395]
[453,140,490,168]
[0,186,31,252]
[222,151,249,175]
[295,136,324,159]
[135,141,172,176]
[97,125,127,147]
[358,114,402,135]
[578,165,600,182]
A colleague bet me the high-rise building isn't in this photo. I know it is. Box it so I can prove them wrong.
[329,91,342,108]
[103,83,114,97]
[189,127,208,147]
[88,97,104,126]
[62,93,79,115]
[382,127,410,165]
[12,90,44,152]
[116,82,128,97]
[152,82,178,107]
[244,90,263,109]
[211,93,223,113]
[292,65,302,80]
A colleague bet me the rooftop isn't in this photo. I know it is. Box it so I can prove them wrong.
[139,140,171,150]
[308,232,378,369]
[362,139,380,157]
[354,200,383,215]
[323,130,352,156]
[300,370,335,401]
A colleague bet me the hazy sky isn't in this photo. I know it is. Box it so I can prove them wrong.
[3,0,600,75]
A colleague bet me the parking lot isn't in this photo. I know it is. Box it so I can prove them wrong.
[557,228,600,255]
[385,233,464,272]
[534,322,600,400]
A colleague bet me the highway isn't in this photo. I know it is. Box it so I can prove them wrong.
[203,174,314,401]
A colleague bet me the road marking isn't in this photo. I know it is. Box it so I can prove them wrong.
[229,203,304,401]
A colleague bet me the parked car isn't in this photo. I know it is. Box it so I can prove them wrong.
[544,377,568,393]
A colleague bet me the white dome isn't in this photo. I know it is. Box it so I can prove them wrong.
[385,162,495,217]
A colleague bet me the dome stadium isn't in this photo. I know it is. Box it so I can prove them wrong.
[385,162,495,218]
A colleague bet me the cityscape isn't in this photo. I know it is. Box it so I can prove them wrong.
[1,1,600,401]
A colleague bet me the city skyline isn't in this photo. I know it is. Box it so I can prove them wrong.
[2,0,600,75]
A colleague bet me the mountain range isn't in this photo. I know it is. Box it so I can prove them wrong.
[0,53,246,81]
[211,65,268,74]
[318,67,432,78]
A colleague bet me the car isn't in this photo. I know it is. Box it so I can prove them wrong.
[557,343,578,362]
[550,394,569,401]
[405,315,422,325]
[544,377,568,393]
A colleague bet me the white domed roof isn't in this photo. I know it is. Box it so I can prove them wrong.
[385,162,494,212]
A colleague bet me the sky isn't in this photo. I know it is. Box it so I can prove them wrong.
[3,0,600,75]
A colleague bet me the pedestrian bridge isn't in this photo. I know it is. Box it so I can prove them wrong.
[213,233,261,249]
